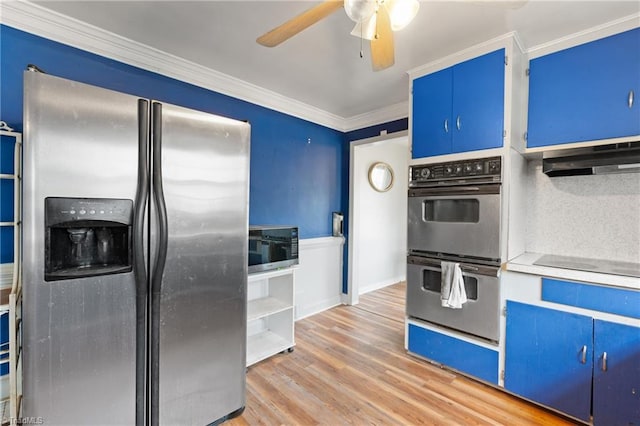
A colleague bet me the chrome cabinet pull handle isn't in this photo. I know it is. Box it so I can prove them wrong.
[444,119,449,133]
[629,90,635,108]
[456,115,461,131]
[580,345,587,364]
[602,352,608,372]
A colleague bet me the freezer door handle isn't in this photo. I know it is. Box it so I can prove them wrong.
[134,99,149,289]
[134,99,149,426]
[150,101,168,426]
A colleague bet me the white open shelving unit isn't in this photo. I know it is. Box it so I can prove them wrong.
[246,267,296,366]
[0,121,23,423]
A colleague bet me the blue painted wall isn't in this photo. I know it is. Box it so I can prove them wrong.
[0,25,349,376]
[344,118,409,142]
[0,24,343,256]
[0,24,408,308]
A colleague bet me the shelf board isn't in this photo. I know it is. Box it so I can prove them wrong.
[247,266,297,283]
[247,297,292,322]
[247,330,293,366]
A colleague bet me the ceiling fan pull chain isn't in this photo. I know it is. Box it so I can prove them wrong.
[360,25,364,58]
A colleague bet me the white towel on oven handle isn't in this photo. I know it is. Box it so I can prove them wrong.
[440,261,468,309]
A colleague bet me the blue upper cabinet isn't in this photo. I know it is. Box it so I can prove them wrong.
[527,28,640,148]
[452,49,505,153]
[412,48,505,158]
[412,67,453,158]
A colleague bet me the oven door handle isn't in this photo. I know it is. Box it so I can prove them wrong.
[407,256,442,269]
[409,184,501,197]
[407,256,500,277]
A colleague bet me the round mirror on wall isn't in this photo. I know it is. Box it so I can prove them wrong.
[368,162,394,192]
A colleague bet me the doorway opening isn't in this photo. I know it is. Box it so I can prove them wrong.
[347,131,409,306]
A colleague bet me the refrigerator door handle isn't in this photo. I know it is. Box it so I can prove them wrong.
[134,99,150,426]
[150,101,168,426]
[151,101,169,283]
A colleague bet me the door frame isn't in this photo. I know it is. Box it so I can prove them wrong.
[346,130,408,305]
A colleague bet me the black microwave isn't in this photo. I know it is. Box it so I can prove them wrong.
[248,226,299,273]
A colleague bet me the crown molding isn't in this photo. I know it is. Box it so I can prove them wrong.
[526,13,640,59]
[407,31,520,79]
[343,101,408,132]
[0,0,374,131]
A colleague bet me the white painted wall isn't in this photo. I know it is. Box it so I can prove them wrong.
[352,137,409,296]
[294,237,344,320]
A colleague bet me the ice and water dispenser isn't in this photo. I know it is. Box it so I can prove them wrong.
[44,197,133,281]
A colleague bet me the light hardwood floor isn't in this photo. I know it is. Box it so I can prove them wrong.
[228,282,574,425]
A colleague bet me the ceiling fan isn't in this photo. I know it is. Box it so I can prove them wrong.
[256,0,421,72]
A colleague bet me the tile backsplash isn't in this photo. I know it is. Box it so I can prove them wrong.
[525,160,640,263]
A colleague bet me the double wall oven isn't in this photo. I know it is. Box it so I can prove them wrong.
[407,156,502,342]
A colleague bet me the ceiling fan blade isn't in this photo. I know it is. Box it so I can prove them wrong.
[370,5,394,71]
[257,0,344,47]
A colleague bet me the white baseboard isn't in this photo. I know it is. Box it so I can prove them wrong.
[340,293,350,305]
[359,276,405,296]
[295,296,342,321]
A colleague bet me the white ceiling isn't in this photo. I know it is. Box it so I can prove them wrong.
[24,1,640,122]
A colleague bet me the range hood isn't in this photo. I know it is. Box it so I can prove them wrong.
[542,142,640,177]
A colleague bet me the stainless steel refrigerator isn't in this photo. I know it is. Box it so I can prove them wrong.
[22,71,250,425]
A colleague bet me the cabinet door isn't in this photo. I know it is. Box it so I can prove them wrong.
[452,48,505,153]
[504,301,592,422]
[411,67,453,158]
[593,320,640,426]
[528,28,640,147]
[408,324,499,384]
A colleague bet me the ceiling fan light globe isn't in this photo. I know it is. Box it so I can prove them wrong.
[386,0,420,31]
[349,14,377,40]
[345,0,377,23]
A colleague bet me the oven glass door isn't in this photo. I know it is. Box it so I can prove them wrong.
[406,257,501,342]
[408,186,501,260]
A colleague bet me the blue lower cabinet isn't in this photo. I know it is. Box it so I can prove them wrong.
[505,300,640,425]
[504,301,592,422]
[407,323,498,384]
[542,277,640,319]
[593,320,640,425]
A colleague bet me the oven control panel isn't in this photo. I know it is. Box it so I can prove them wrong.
[410,156,501,185]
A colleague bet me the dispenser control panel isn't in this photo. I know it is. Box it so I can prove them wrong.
[45,197,133,226]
